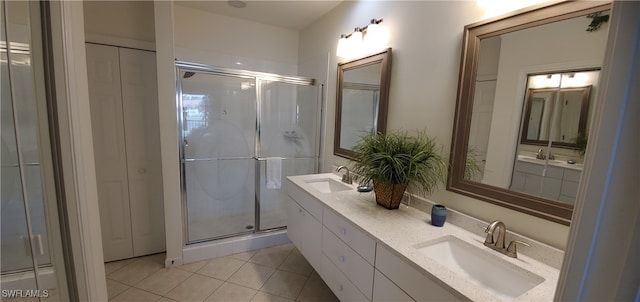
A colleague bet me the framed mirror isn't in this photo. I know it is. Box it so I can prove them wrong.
[334,48,392,159]
[521,83,592,148]
[448,1,611,225]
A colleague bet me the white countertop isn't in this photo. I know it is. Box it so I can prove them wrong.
[287,173,561,302]
[517,155,583,171]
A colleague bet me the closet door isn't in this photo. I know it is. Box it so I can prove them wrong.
[119,48,165,256]
[86,43,134,261]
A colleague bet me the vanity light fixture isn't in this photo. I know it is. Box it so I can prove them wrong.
[336,19,387,59]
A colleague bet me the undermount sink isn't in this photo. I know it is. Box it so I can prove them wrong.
[305,178,352,193]
[414,235,544,300]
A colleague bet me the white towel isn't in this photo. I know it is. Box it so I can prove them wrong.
[266,157,282,189]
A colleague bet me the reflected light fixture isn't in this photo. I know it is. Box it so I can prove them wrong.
[336,18,387,60]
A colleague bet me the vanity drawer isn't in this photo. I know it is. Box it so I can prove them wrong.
[287,181,323,220]
[323,208,376,264]
[514,161,544,175]
[321,254,369,302]
[564,169,582,182]
[375,244,461,301]
[561,180,579,198]
[322,227,374,300]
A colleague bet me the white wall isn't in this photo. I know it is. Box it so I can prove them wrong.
[483,16,609,188]
[83,1,155,50]
[299,1,572,248]
[172,4,299,75]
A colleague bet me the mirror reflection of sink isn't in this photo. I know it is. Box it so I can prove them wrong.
[517,155,582,169]
[304,178,352,193]
[414,235,544,300]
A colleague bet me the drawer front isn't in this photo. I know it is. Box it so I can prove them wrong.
[375,245,462,301]
[323,227,374,300]
[544,165,564,180]
[515,161,544,175]
[323,209,376,264]
[287,181,323,220]
[539,177,562,200]
[373,269,414,302]
[563,168,582,182]
[321,254,370,302]
[561,180,579,198]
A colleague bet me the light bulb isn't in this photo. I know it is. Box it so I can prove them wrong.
[337,34,349,58]
[364,23,388,51]
[349,30,363,57]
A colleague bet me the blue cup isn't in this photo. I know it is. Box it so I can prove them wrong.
[431,204,447,227]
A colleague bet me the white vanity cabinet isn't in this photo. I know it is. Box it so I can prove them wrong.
[287,180,461,302]
[322,209,376,300]
[511,160,580,204]
[373,270,414,302]
[375,245,461,301]
[286,196,322,271]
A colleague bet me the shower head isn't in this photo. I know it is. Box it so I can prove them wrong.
[183,71,196,79]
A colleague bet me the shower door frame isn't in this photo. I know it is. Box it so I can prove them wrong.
[176,61,321,245]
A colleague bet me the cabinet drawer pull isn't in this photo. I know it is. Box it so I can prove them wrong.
[341,227,347,235]
[339,255,345,263]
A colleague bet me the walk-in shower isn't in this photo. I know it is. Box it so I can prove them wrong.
[176,62,321,244]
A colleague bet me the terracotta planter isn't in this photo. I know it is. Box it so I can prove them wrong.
[373,180,408,210]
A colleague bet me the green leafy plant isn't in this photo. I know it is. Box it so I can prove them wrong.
[350,129,448,196]
[572,132,588,157]
[464,148,483,181]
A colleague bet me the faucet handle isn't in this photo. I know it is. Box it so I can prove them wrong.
[483,223,495,244]
[506,240,531,258]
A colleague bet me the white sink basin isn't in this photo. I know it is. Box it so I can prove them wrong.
[305,178,352,193]
[414,236,544,300]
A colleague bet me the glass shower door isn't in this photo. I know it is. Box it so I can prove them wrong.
[1,1,68,299]
[180,71,257,243]
[258,80,319,230]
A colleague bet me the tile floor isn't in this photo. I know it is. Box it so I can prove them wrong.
[104,243,339,302]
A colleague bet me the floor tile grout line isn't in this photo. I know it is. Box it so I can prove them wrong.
[108,284,164,301]
[131,269,195,298]
[294,273,314,301]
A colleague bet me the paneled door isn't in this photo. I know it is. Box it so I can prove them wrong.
[119,48,165,256]
[86,44,133,261]
[86,43,165,261]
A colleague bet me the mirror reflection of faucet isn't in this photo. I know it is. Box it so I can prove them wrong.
[535,148,554,160]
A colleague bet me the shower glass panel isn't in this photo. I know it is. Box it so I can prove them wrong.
[2,0,68,298]
[181,72,257,242]
[178,63,319,244]
[258,81,319,230]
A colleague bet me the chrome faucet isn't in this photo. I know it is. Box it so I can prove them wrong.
[536,148,555,160]
[484,220,530,258]
[484,220,507,249]
[336,166,352,184]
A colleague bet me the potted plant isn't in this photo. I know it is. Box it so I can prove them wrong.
[350,129,448,210]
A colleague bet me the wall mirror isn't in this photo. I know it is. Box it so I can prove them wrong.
[448,1,611,225]
[334,48,392,159]
[521,75,594,148]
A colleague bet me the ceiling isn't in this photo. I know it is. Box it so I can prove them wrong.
[176,1,343,31]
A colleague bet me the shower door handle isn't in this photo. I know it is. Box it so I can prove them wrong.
[33,234,44,255]
[184,139,189,146]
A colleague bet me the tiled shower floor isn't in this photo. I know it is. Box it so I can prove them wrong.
[104,243,338,302]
